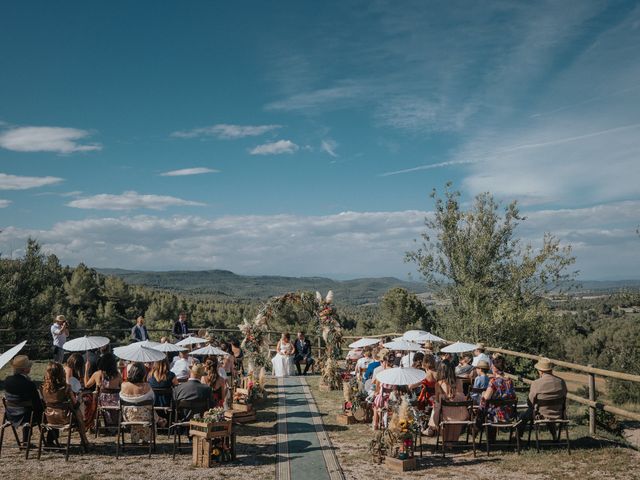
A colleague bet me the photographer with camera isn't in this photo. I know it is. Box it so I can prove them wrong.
[51,314,70,362]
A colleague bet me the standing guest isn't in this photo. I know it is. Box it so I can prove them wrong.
[120,362,155,443]
[471,360,491,404]
[230,339,244,375]
[4,355,44,445]
[84,352,122,430]
[51,315,69,362]
[455,353,474,377]
[130,316,149,342]
[480,354,516,441]
[427,361,469,439]
[294,331,315,376]
[202,358,226,408]
[472,343,492,368]
[371,354,393,429]
[172,312,189,340]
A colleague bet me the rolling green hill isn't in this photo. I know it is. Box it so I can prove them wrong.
[97,268,427,304]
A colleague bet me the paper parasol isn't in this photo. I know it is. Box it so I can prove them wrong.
[375,366,426,386]
[382,340,423,351]
[151,342,186,353]
[412,332,445,343]
[176,336,208,347]
[63,336,110,352]
[0,340,27,371]
[440,341,477,353]
[190,345,227,356]
[348,338,379,349]
[113,343,166,362]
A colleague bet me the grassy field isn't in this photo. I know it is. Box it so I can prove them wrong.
[305,376,640,480]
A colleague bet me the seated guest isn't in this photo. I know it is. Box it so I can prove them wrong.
[426,360,468,439]
[410,354,437,411]
[202,358,226,408]
[471,360,490,404]
[170,351,192,381]
[294,331,315,376]
[85,352,122,430]
[455,353,474,377]
[371,354,393,430]
[65,353,96,425]
[411,352,425,370]
[4,355,44,444]
[355,347,374,380]
[41,361,90,447]
[400,350,416,368]
[230,339,244,375]
[472,343,492,368]
[518,358,568,437]
[173,364,212,421]
[437,350,452,366]
[363,352,381,382]
[480,354,516,441]
[120,362,155,443]
[148,358,177,426]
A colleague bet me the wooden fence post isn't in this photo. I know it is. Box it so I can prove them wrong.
[588,364,596,436]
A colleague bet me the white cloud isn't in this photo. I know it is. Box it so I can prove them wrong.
[0,199,11,208]
[160,167,219,177]
[171,124,280,139]
[0,126,101,154]
[249,140,299,155]
[380,159,477,177]
[265,81,370,112]
[0,173,64,190]
[320,139,338,157]
[1,201,637,279]
[67,191,205,211]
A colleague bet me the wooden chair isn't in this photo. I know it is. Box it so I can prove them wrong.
[434,399,477,458]
[169,398,209,459]
[37,401,88,461]
[478,398,521,456]
[116,398,156,458]
[0,397,35,459]
[527,397,571,453]
[151,388,174,438]
[94,387,120,438]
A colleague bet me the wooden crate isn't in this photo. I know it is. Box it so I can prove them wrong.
[232,402,253,412]
[192,435,214,467]
[189,420,232,439]
[335,413,356,425]
[385,456,416,472]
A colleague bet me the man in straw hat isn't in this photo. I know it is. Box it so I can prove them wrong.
[518,357,568,436]
[50,314,69,362]
[472,343,492,368]
[4,355,44,444]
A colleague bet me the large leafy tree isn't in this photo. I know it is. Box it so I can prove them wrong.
[406,183,576,353]
[379,287,433,333]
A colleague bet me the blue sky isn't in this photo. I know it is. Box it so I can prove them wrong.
[1,1,639,280]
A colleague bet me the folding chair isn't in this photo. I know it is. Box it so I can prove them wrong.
[116,398,156,458]
[94,388,120,438]
[37,401,89,462]
[0,397,35,459]
[527,397,571,453]
[478,398,521,456]
[151,388,174,438]
[434,399,476,458]
[169,398,209,459]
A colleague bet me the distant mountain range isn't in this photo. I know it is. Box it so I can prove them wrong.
[97,268,427,305]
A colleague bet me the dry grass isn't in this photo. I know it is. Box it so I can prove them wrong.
[305,376,640,480]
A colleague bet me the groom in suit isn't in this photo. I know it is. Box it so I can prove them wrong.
[294,331,314,375]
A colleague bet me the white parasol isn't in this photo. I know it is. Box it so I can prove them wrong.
[402,330,428,341]
[113,343,166,362]
[190,345,227,356]
[382,340,423,351]
[375,366,426,386]
[140,340,162,348]
[176,336,208,347]
[63,336,110,352]
[440,341,477,353]
[0,340,27,371]
[412,332,445,343]
[392,336,405,342]
[151,342,186,353]
[348,338,380,349]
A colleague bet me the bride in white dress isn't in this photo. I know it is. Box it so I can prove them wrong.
[271,333,295,377]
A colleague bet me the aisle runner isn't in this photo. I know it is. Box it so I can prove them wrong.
[276,376,345,480]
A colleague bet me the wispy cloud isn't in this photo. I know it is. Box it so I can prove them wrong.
[249,139,299,155]
[320,139,338,157]
[380,159,478,177]
[0,173,64,190]
[0,199,11,208]
[265,80,371,112]
[171,124,280,139]
[0,126,101,154]
[160,167,219,177]
[67,191,205,211]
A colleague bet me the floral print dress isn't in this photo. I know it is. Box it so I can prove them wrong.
[481,376,516,423]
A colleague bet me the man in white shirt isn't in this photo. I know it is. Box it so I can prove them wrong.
[400,351,415,368]
[50,315,69,362]
[355,347,374,379]
[472,343,492,368]
[171,351,192,381]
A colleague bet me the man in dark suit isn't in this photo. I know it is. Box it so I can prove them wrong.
[172,312,189,340]
[130,316,149,342]
[294,331,314,375]
[4,355,44,444]
[173,364,211,424]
